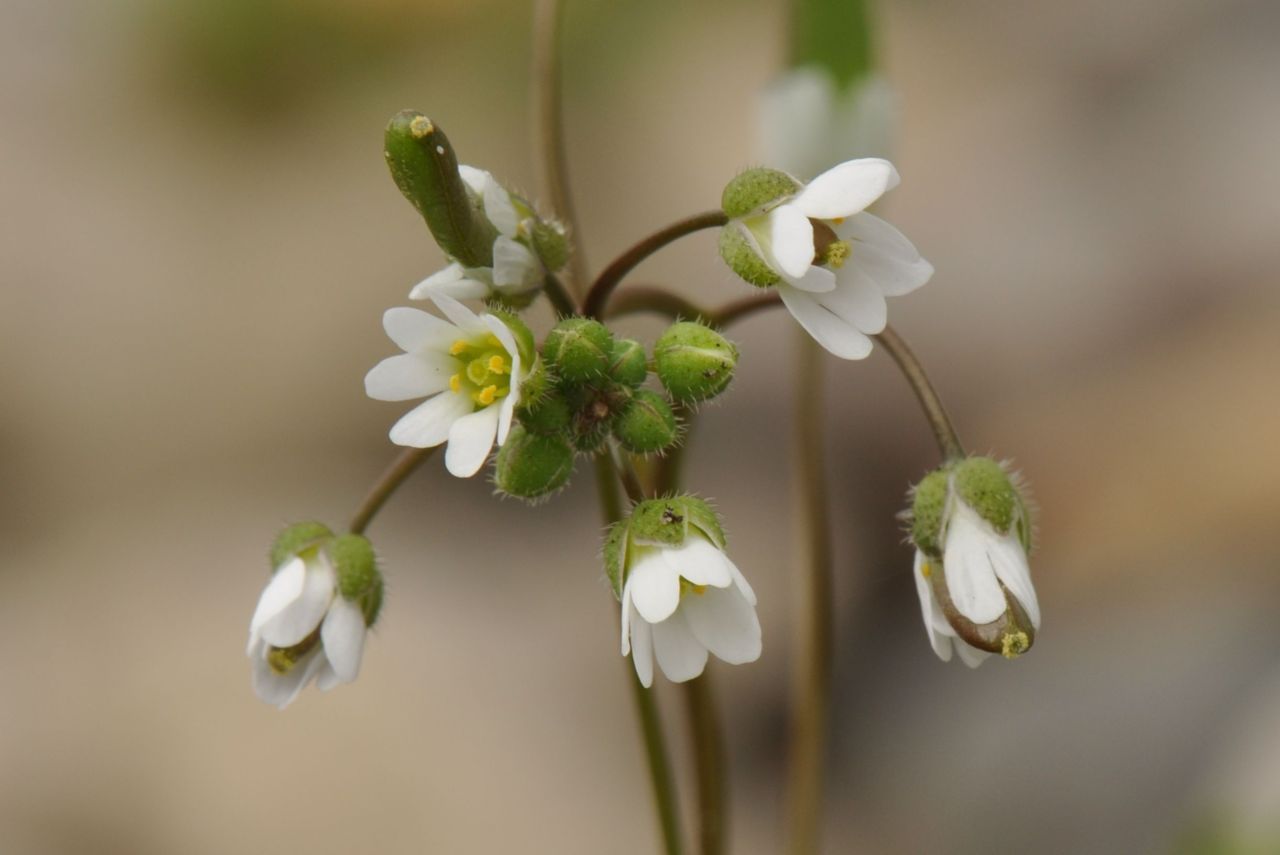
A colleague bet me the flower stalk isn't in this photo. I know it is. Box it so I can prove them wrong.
[873,324,964,461]
[348,447,438,535]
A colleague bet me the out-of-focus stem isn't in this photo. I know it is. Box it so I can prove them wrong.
[348,447,438,535]
[542,272,576,318]
[683,672,727,855]
[606,286,782,331]
[873,324,965,461]
[785,331,834,855]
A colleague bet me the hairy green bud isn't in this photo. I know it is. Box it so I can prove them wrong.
[654,322,738,403]
[269,521,334,571]
[953,457,1021,535]
[494,426,576,500]
[603,495,725,598]
[530,218,570,272]
[383,111,497,268]
[718,226,780,288]
[909,469,949,558]
[543,317,615,383]
[721,167,802,219]
[609,338,648,388]
[614,390,678,455]
[328,533,384,627]
[517,388,573,436]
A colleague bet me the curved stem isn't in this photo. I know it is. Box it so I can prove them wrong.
[785,332,834,855]
[609,442,646,504]
[542,272,576,318]
[532,0,589,297]
[710,292,781,329]
[606,285,782,331]
[582,211,728,318]
[873,324,965,461]
[683,672,727,855]
[348,447,438,535]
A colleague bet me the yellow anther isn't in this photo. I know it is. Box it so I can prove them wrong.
[266,647,297,675]
[449,339,470,356]
[690,584,707,596]
[920,561,932,578]
[1000,631,1030,659]
[485,334,503,349]
[824,240,851,269]
[487,355,508,374]
[449,374,462,393]
[477,385,498,405]
[679,578,709,597]
[832,216,846,225]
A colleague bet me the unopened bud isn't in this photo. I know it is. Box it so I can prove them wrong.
[530,218,570,272]
[328,533,384,627]
[269,521,334,572]
[542,317,615,383]
[609,338,649,388]
[654,322,738,403]
[721,167,802,219]
[517,388,573,436]
[614,390,679,455]
[494,425,576,500]
[718,226,780,288]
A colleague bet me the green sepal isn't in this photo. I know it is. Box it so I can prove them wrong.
[721,167,802,219]
[383,111,496,268]
[627,498,690,548]
[530,218,570,272]
[953,457,1020,535]
[494,425,576,500]
[603,519,628,598]
[609,338,648,388]
[909,469,949,558]
[614,390,678,455]
[542,317,615,384]
[269,521,334,572]
[517,386,573,436]
[654,322,738,403]
[718,226,780,288]
[681,496,725,549]
[328,533,383,627]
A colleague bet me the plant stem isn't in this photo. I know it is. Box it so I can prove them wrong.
[683,672,727,855]
[582,211,728,318]
[542,271,577,318]
[711,293,781,329]
[605,285,782,331]
[785,331,833,855]
[532,0,589,297]
[348,447,438,535]
[873,324,965,461]
[609,441,647,504]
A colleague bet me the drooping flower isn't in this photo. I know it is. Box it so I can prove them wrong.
[906,458,1040,667]
[248,526,382,708]
[365,294,535,478]
[718,161,933,360]
[409,166,552,306]
[605,497,762,687]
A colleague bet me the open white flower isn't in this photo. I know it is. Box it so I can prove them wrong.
[409,165,542,303]
[365,294,529,478]
[247,549,368,709]
[724,160,933,360]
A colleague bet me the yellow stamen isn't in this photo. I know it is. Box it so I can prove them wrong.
[449,374,462,393]
[920,561,932,578]
[1000,631,1030,659]
[832,216,846,225]
[477,385,498,405]
[487,355,508,374]
[449,339,470,356]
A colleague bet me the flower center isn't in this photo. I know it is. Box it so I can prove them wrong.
[810,219,852,269]
[1000,630,1030,659]
[448,334,513,407]
[266,627,321,675]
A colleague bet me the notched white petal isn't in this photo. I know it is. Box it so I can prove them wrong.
[793,158,899,219]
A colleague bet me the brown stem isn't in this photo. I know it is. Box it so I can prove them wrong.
[347,447,437,535]
[873,324,965,461]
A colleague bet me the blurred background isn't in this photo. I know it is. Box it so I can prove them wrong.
[2,0,1278,852]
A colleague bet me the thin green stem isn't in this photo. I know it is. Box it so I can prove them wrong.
[609,441,646,504]
[582,211,728,318]
[532,0,589,297]
[785,331,833,855]
[606,285,782,331]
[348,447,438,535]
[873,324,965,461]
[542,272,576,318]
[683,672,727,855]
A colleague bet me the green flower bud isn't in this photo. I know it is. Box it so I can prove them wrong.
[328,533,384,627]
[529,218,570,272]
[654,322,738,403]
[383,111,497,268]
[542,317,615,383]
[609,338,648,388]
[494,426,576,500]
[952,457,1021,536]
[718,225,780,288]
[517,387,573,436]
[614,390,679,455]
[908,469,949,558]
[603,495,726,597]
[562,382,631,451]
[269,521,334,571]
[721,167,802,219]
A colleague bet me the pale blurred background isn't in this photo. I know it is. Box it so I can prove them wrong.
[2,0,1278,852]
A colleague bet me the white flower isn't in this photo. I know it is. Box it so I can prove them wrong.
[247,551,368,709]
[409,165,542,303]
[913,497,1041,667]
[620,533,762,688]
[365,294,527,478]
[737,158,933,360]
[758,67,896,181]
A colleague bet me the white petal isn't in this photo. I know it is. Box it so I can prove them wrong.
[792,158,899,219]
[315,662,341,692]
[912,551,953,662]
[321,596,367,683]
[620,583,634,655]
[839,213,933,297]
[382,306,459,353]
[364,353,455,402]
[260,558,336,648]
[661,537,733,589]
[627,552,682,624]
[492,236,538,289]
[955,642,991,669]
[988,532,1040,630]
[630,609,654,688]
[727,562,757,607]
[388,392,472,448]
[410,271,491,301]
[252,647,326,709]
[783,264,837,293]
[681,585,761,665]
[457,164,489,196]
[942,503,1009,625]
[821,265,888,335]
[651,610,709,683]
[483,180,519,237]
[249,557,307,638]
[767,205,816,278]
[481,313,521,363]
[444,405,501,478]
[430,293,488,338]
[778,285,874,360]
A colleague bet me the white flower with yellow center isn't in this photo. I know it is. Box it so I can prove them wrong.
[409,165,543,303]
[719,161,933,360]
[365,294,530,478]
[606,498,762,687]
